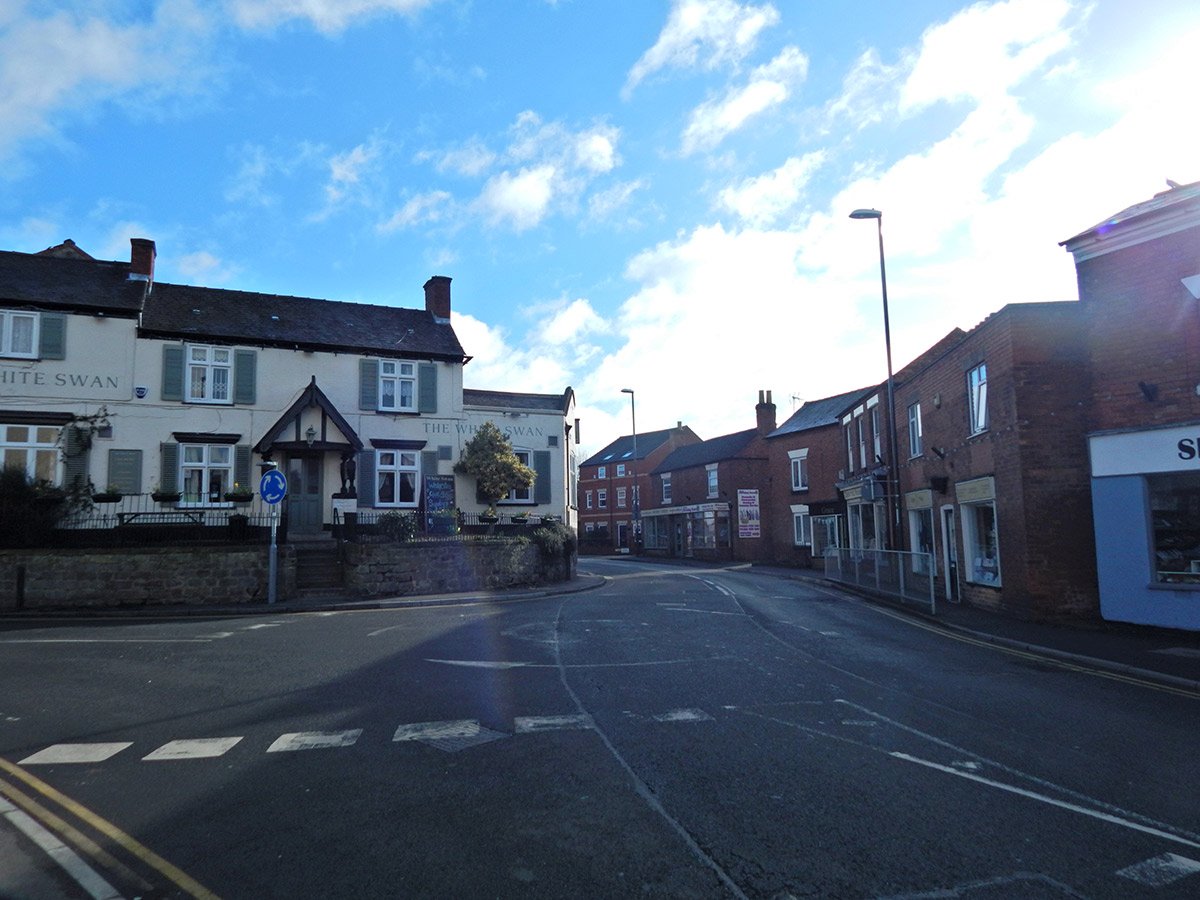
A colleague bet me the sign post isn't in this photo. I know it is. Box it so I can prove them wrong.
[260,466,288,604]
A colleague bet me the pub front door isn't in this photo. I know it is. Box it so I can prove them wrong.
[286,454,324,535]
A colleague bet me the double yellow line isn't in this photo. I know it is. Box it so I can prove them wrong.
[0,756,219,899]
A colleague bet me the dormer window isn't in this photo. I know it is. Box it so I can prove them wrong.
[1,310,39,359]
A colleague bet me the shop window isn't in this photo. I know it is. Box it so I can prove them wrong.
[1149,473,1200,584]
[908,403,923,458]
[962,500,1000,584]
[377,450,419,506]
[812,515,840,558]
[967,363,988,434]
[1,424,59,483]
[908,507,935,574]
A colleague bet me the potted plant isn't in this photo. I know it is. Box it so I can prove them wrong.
[92,484,124,503]
[151,482,182,503]
[510,512,530,524]
[224,483,254,504]
[453,421,535,531]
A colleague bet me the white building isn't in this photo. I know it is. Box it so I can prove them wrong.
[0,238,577,533]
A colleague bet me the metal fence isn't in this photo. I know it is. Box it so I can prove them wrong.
[334,508,564,544]
[823,548,937,614]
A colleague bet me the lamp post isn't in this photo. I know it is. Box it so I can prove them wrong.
[849,208,902,550]
[621,388,640,553]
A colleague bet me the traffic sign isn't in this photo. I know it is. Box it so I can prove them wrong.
[260,469,288,504]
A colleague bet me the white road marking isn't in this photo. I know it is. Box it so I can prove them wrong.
[0,795,123,900]
[393,720,483,742]
[0,639,211,644]
[266,730,362,752]
[20,743,133,765]
[142,737,243,761]
[428,657,733,670]
[652,708,713,723]
[244,623,283,630]
[1152,646,1200,659]
[514,714,593,733]
[1116,852,1200,887]
[891,752,1200,850]
[663,608,747,617]
[426,658,532,669]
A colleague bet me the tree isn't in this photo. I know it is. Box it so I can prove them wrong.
[454,421,535,516]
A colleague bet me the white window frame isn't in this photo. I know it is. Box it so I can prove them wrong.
[616,487,626,508]
[791,503,811,546]
[379,360,417,412]
[180,443,233,506]
[0,424,60,483]
[844,417,854,473]
[0,310,39,359]
[962,499,1000,585]
[706,464,718,498]
[616,463,626,477]
[968,363,988,435]
[585,490,593,510]
[504,449,533,503]
[788,448,809,491]
[908,402,923,458]
[857,415,867,469]
[376,449,420,507]
[597,466,606,479]
[661,472,672,504]
[871,406,882,461]
[598,489,607,509]
[811,514,841,557]
[185,344,232,404]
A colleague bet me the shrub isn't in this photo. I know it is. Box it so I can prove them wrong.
[377,511,418,542]
[529,521,577,564]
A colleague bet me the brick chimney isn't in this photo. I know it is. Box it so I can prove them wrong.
[129,238,156,287]
[756,390,777,435]
[424,275,451,323]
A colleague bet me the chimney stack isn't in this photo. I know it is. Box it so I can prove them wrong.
[424,275,452,323]
[129,238,156,287]
[756,389,777,435]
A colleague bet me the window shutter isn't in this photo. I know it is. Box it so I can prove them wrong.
[39,313,66,360]
[233,350,257,405]
[234,445,252,489]
[421,450,437,481]
[356,450,375,507]
[162,344,184,401]
[62,426,89,491]
[107,449,142,494]
[533,450,552,504]
[159,443,179,493]
[359,359,379,410]
[418,363,437,413]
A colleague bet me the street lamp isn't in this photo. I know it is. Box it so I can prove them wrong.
[620,388,640,553]
[849,208,902,550]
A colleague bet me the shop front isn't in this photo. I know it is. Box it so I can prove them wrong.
[641,502,731,559]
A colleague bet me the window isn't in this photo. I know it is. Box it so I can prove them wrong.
[379,360,416,412]
[376,450,419,506]
[789,448,809,491]
[585,522,594,534]
[845,422,854,473]
[849,502,879,551]
[661,473,672,504]
[706,464,718,498]
[617,487,626,508]
[1,425,59,482]
[585,491,593,509]
[597,466,606,479]
[616,463,626,477]
[871,406,882,461]
[908,403,923,458]
[909,507,935,575]
[792,505,811,546]
[968,363,988,434]
[1148,473,1200,584]
[962,500,1000,584]
[505,450,533,502]
[0,310,39,359]
[181,444,232,503]
[857,416,867,468]
[598,489,607,509]
[812,515,840,557]
[186,345,231,403]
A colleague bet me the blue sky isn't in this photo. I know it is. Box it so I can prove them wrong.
[2,0,1198,457]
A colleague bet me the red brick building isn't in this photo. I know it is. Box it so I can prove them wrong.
[578,423,700,552]
[642,393,776,562]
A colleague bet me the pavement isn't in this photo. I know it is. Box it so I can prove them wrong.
[2,556,1198,898]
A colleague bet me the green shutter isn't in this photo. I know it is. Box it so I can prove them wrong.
[162,344,184,401]
[235,445,252,489]
[356,450,375,507]
[233,350,257,405]
[418,363,437,413]
[533,450,552,504]
[107,449,142,494]
[39,313,66,360]
[421,450,437,481]
[159,443,179,493]
[62,426,89,491]
[359,359,379,410]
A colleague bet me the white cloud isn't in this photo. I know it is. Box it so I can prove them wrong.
[225,0,439,35]
[588,179,647,223]
[427,139,497,177]
[717,151,825,227]
[378,190,454,232]
[624,0,780,97]
[533,298,609,346]
[680,46,807,154]
[476,165,557,231]
[177,250,239,285]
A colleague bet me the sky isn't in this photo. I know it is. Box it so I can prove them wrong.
[2,0,1198,460]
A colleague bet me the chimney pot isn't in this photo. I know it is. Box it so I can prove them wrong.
[424,275,452,322]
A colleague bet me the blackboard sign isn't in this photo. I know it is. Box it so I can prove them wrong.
[423,474,457,533]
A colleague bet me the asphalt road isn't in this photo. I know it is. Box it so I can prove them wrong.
[1,559,1197,898]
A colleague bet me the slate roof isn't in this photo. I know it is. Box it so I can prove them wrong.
[581,426,691,467]
[768,388,875,439]
[652,429,759,474]
[464,388,575,414]
[1061,178,1200,245]
[140,281,467,361]
[0,250,146,315]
